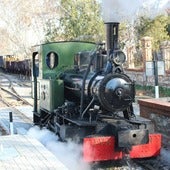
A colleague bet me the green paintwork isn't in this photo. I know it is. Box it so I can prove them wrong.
[40,41,96,79]
[36,41,96,112]
[39,79,64,112]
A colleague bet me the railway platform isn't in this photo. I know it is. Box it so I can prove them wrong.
[0,134,68,170]
[0,106,69,170]
[0,106,33,135]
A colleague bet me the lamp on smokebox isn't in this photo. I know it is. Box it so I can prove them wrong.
[112,50,126,65]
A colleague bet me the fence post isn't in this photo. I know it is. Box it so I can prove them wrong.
[9,112,14,135]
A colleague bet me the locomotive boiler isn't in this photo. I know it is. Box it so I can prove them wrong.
[32,22,161,163]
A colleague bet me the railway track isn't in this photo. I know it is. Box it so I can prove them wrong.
[92,153,170,170]
[0,86,32,106]
[0,73,33,135]
[0,73,32,107]
[134,154,170,170]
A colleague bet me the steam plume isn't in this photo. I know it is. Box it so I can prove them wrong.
[101,0,169,23]
[27,126,91,170]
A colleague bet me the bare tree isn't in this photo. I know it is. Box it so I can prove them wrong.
[0,0,59,59]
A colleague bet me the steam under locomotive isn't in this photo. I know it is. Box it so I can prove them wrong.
[32,22,161,163]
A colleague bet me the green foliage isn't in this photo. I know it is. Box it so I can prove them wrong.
[44,19,59,42]
[167,14,170,36]
[135,15,170,50]
[45,0,104,43]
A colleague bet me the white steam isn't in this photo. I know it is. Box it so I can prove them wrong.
[101,0,141,22]
[101,0,169,23]
[27,126,91,170]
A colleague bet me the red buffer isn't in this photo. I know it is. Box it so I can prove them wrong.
[83,134,161,162]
